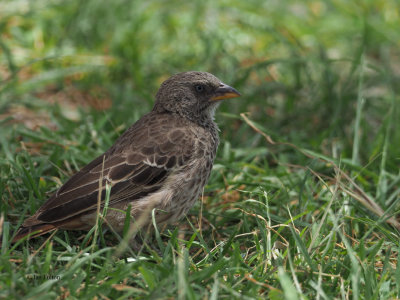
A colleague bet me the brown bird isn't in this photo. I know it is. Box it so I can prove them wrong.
[11,71,240,244]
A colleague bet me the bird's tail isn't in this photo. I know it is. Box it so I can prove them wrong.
[3,223,57,245]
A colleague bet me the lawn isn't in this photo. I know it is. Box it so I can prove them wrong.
[1,0,400,299]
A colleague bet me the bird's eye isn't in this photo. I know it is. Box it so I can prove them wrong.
[195,85,205,93]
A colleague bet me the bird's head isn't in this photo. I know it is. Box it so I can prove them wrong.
[153,71,240,126]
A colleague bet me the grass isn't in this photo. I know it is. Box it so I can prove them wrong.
[1,0,400,298]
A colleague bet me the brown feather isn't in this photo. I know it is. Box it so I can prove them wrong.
[11,71,240,244]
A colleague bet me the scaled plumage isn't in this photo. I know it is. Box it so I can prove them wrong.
[12,71,240,243]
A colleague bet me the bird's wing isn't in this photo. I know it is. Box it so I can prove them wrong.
[24,114,195,226]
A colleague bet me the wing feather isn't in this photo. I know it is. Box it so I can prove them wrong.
[28,113,195,225]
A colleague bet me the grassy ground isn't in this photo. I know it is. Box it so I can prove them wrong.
[1,0,400,299]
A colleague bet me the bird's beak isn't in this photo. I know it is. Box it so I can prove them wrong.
[210,83,241,101]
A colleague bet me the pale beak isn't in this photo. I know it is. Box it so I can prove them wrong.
[210,83,241,101]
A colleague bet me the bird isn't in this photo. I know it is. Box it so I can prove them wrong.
[10,71,241,244]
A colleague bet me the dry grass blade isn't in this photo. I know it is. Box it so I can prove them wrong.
[241,113,400,231]
[335,167,400,231]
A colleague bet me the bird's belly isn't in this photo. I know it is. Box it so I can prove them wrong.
[79,164,211,233]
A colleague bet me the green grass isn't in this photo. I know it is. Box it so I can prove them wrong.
[1,0,400,299]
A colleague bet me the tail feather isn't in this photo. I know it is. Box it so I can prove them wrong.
[11,223,57,243]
